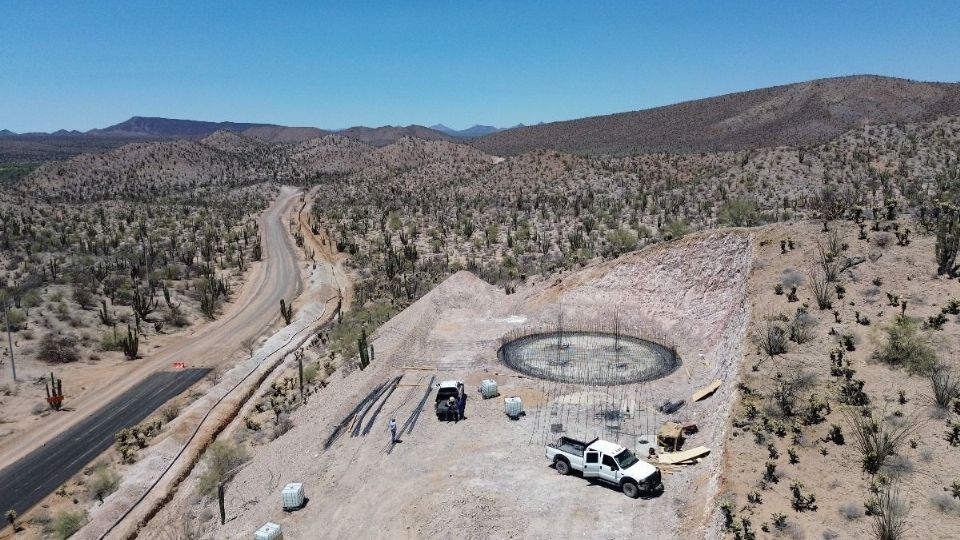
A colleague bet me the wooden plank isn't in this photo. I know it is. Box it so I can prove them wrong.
[691,379,721,402]
[401,366,434,371]
[658,446,711,465]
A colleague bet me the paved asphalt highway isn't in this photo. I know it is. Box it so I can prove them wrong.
[0,188,304,517]
[0,368,209,515]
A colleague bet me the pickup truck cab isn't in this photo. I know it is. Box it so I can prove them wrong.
[435,380,464,421]
[545,436,663,498]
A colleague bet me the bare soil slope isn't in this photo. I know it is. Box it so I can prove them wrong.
[139,230,752,539]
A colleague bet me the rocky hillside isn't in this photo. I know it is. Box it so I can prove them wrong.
[87,116,273,138]
[241,125,328,143]
[336,125,453,146]
[472,75,960,156]
[20,132,282,200]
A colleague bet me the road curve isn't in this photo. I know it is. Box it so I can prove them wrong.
[0,187,304,510]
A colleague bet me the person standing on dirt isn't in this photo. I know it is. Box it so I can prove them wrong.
[458,393,467,421]
[388,418,397,443]
[447,396,457,422]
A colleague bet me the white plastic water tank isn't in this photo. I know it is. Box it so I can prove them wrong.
[281,482,304,510]
[504,396,523,418]
[480,379,498,398]
[254,522,283,540]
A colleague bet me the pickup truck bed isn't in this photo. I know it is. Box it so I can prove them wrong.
[548,436,592,456]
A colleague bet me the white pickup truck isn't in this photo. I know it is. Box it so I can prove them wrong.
[545,437,663,498]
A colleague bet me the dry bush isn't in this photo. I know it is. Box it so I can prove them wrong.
[752,315,789,359]
[771,368,815,417]
[38,332,80,363]
[871,482,908,540]
[845,407,920,475]
[816,242,845,282]
[929,369,960,409]
[789,311,817,344]
[160,402,181,423]
[808,268,834,310]
[197,441,248,497]
[52,510,86,540]
[87,463,119,503]
[873,232,894,249]
[873,316,938,374]
[839,501,864,520]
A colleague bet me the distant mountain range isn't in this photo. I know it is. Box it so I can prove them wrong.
[6,75,960,161]
[2,117,513,144]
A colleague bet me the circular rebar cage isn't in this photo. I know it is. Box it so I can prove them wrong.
[498,331,680,385]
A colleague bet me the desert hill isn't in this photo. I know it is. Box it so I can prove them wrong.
[472,75,960,155]
[336,124,453,146]
[87,116,273,138]
[241,125,328,143]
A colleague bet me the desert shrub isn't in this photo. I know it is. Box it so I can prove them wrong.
[271,414,293,441]
[197,441,248,496]
[38,332,80,363]
[303,362,319,384]
[719,198,761,227]
[790,481,818,511]
[845,408,919,475]
[53,510,86,539]
[781,269,805,288]
[604,228,638,256]
[930,369,960,409]
[771,369,813,417]
[87,463,119,502]
[160,402,181,423]
[4,308,27,331]
[873,316,938,374]
[752,316,789,359]
[839,501,864,520]
[873,232,894,248]
[789,311,817,344]
[931,493,960,514]
[808,269,834,309]
[72,287,94,309]
[99,329,125,351]
[924,312,949,330]
[662,219,690,240]
[871,482,907,540]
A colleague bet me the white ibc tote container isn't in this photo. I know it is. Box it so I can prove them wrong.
[254,522,283,540]
[281,482,305,510]
[504,396,523,418]
[480,379,498,398]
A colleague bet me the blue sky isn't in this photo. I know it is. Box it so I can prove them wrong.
[2,1,959,132]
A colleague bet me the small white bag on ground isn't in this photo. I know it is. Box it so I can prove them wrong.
[480,379,498,398]
[281,482,305,510]
[254,522,283,540]
[504,396,523,418]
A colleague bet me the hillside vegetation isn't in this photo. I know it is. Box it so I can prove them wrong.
[472,75,960,156]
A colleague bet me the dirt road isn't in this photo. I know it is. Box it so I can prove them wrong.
[0,187,303,477]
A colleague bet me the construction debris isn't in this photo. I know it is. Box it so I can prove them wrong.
[658,399,685,414]
[657,446,711,465]
[657,421,685,451]
[691,379,721,402]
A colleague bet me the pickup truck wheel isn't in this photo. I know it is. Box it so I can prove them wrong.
[554,459,571,475]
[621,481,640,499]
